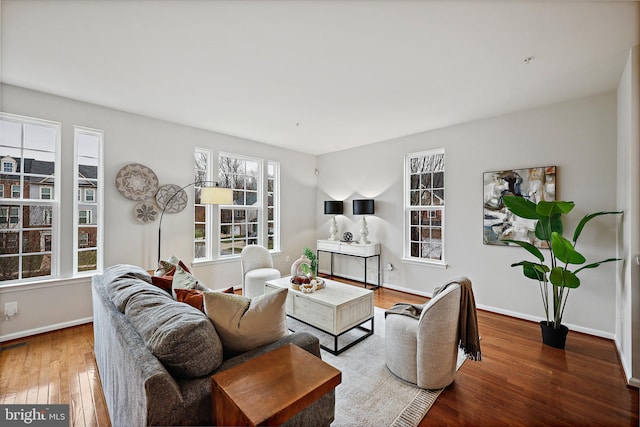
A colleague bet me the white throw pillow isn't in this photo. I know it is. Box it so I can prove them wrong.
[203,287,288,354]
[171,263,207,298]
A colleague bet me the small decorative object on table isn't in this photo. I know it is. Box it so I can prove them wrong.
[289,248,324,292]
[342,232,353,242]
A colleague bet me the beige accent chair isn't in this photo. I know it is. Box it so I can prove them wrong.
[240,245,281,298]
[385,283,461,390]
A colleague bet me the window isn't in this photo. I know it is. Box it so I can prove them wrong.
[0,113,60,282]
[40,187,52,200]
[74,127,102,274]
[267,161,279,251]
[194,149,211,259]
[78,210,92,224]
[219,154,260,256]
[79,232,89,247]
[193,150,279,260]
[404,149,445,265]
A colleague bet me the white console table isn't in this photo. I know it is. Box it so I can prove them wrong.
[316,239,381,289]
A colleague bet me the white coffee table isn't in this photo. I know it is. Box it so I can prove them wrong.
[265,276,374,355]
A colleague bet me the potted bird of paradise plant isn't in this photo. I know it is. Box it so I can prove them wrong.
[501,195,622,349]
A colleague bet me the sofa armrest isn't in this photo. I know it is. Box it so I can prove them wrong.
[218,331,321,372]
[92,274,183,427]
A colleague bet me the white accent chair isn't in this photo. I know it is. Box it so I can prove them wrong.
[240,245,281,298]
[385,283,461,390]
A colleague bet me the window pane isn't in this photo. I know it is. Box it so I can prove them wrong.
[0,120,21,148]
[195,205,206,222]
[0,231,19,254]
[22,230,51,253]
[24,124,56,152]
[0,256,19,280]
[22,253,51,278]
[195,223,205,241]
[77,250,97,272]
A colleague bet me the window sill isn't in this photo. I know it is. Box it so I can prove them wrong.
[0,274,92,292]
[401,257,448,269]
[192,250,282,267]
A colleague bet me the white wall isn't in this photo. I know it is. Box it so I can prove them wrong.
[317,92,620,337]
[616,45,640,387]
[0,83,626,344]
[0,84,318,340]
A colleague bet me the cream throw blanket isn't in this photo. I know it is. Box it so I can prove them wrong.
[386,276,482,361]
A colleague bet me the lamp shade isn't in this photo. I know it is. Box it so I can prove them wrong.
[201,186,233,205]
[353,199,374,215]
[324,200,343,215]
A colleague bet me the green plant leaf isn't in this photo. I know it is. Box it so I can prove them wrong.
[501,239,544,262]
[536,200,574,217]
[551,232,586,265]
[511,261,549,281]
[550,267,580,288]
[503,196,539,219]
[573,211,623,243]
[574,257,622,274]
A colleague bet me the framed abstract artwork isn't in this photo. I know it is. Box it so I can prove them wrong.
[483,166,556,247]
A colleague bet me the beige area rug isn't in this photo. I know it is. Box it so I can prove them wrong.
[286,308,466,427]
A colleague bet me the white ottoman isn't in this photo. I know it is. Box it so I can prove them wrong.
[243,268,281,298]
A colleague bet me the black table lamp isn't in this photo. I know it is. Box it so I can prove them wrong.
[324,200,343,240]
[352,199,374,244]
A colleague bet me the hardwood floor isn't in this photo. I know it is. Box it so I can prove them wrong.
[0,282,637,426]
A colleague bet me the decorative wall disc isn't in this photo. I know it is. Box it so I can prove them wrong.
[133,201,159,224]
[115,163,159,201]
[155,184,188,213]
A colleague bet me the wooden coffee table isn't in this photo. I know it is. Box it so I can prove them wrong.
[210,343,341,426]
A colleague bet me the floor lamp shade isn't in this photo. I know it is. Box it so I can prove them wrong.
[352,199,374,215]
[201,186,233,205]
[158,181,232,263]
[324,200,344,215]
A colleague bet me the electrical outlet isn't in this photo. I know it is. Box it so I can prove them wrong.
[285,255,290,262]
[4,301,18,318]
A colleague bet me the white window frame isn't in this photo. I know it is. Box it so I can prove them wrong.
[266,161,280,252]
[193,150,281,262]
[73,126,103,275]
[194,148,214,260]
[218,152,263,258]
[0,112,61,283]
[403,148,446,267]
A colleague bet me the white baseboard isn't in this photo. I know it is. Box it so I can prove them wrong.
[0,316,93,342]
[381,281,614,340]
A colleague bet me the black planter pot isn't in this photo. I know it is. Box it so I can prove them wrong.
[539,321,569,349]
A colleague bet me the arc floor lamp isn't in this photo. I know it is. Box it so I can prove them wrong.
[157,181,233,263]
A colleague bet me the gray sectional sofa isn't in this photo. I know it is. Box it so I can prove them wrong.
[92,264,335,426]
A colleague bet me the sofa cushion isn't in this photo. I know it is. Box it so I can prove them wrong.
[124,289,224,378]
[176,287,235,312]
[172,263,210,298]
[203,287,288,355]
[106,272,170,313]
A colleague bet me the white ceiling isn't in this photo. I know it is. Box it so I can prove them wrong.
[1,1,638,155]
